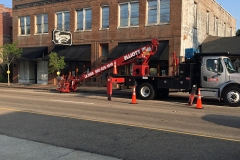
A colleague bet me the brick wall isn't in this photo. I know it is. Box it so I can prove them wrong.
[12,0,236,85]
[0,4,12,46]
[13,0,182,47]
[0,4,12,76]
[12,0,183,83]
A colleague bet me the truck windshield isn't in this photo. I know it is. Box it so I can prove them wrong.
[223,58,237,73]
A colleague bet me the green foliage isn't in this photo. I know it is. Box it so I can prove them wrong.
[236,29,240,36]
[0,42,22,65]
[0,42,22,85]
[48,51,65,74]
[0,64,8,82]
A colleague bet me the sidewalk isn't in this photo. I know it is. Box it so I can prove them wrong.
[0,82,132,96]
[0,134,120,160]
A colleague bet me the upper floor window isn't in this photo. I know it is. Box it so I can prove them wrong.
[101,6,109,29]
[213,15,216,31]
[56,11,70,31]
[216,17,218,36]
[224,22,226,36]
[36,14,48,34]
[147,0,170,25]
[76,8,92,31]
[119,2,139,27]
[193,2,197,28]
[206,11,209,34]
[19,16,30,35]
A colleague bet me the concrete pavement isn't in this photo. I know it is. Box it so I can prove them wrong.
[0,134,120,160]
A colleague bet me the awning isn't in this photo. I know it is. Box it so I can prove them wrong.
[43,45,91,61]
[150,41,169,60]
[107,41,168,61]
[19,47,48,60]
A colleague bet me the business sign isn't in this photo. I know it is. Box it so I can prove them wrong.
[52,30,72,45]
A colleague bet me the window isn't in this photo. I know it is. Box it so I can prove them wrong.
[213,15,216,31]
[36,14,48,34]
[76,8,92,30]
[101,6,109,29]
[38,61,48,81]
[119,2,139,27]
[100,44,108,63]
[206,59,223,73]
[19,61,28,80]
[56,11,70,31]
[224,58,237,73]
[100,44,108,57]
[193,2,197,28]
[147,0,170,25]
[206,11,209,34]
[216,17,218,36]
[224,22,226,36]
[19,16,30,35]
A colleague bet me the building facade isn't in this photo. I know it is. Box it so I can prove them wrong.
[12,0,236,86]
[0,4,12,64]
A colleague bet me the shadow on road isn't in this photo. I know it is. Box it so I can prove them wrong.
[202,114,240,129]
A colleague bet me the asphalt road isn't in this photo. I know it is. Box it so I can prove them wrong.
[0,88,240,160]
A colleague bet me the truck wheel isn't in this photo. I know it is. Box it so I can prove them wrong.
[157,88,169,99]
[223,86,240,107]
[137,83,155,100]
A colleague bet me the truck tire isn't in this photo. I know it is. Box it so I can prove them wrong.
[137,83,156,100]
[223,86,240,107]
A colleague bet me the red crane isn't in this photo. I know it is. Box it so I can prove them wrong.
[56,38,159,93]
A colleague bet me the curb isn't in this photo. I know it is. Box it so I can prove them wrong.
[0,85,132,97]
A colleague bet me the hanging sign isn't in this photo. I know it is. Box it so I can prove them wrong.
[52,30,72,45]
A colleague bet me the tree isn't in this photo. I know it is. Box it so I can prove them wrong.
[0,42,22,86]
[48,51,65,75]
[236,29,240,36]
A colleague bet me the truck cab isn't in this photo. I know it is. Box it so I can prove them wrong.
[200,55,240,107]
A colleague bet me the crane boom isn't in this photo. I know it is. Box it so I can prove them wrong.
[57,38,159,92]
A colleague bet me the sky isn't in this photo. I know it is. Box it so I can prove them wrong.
[0,0,239,30]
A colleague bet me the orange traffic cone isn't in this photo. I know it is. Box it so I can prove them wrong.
[113,60,117,74]
[196,88,203,109]
[130,86,137,104]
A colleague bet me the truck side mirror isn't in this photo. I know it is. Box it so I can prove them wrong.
[214,60,218,72]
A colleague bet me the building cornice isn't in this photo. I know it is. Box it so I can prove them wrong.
[14,0,70,10]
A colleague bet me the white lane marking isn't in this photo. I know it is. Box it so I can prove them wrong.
[50,99,94,105]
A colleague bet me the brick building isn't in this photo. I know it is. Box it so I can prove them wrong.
[12,0,236,85]
[0,4,12,64]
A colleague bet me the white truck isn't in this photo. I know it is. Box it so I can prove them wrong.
[57,38,240,107]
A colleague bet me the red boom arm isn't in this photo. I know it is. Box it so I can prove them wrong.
[57,38,159,92]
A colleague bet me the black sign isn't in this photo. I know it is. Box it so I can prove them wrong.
[52,30,72,45]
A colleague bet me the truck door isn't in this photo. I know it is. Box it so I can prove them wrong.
[201,57,225,88]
